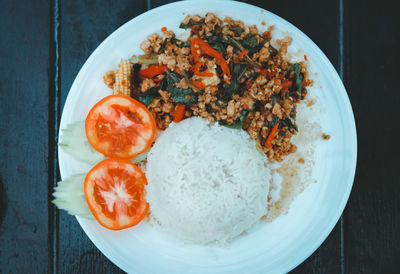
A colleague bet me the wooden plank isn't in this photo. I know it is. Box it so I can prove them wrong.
[151,0,182,9]
[0,0,51,272]
[344,0,400,272]
[57,0,147,272]
[244,0,343,273]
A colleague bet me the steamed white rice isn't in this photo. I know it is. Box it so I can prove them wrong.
[145,117,271,244]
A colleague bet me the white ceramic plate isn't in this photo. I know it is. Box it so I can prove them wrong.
[58,1,357,273]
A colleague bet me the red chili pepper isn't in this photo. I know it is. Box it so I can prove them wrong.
[238,49,248,59]
[210,84,219,89]
[175,67,182,75]
[266,122,280,149]
[191,80,206,89]
[193,71,214,77]
[259,69,268,76]
[138,65,169,78]
[191,62,214,77]
[304,54,308,61]
[161,27,167,32]
[173,104,186,123]
[192,62,201,72]
[246,80,253,88]
[190,41,201,63]
[190,38,231,77]
[281,80,293,91]
[267,71,276,79]
[215,59,231,78]
[259,69,276,80]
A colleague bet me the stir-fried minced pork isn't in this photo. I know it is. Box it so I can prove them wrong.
[104,13,313,162]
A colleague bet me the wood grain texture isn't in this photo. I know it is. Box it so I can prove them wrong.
[0,0,51,272]
[57,0,147,273]
[343,0,400,273]
[244,0,344,272]
[151,0,182,9]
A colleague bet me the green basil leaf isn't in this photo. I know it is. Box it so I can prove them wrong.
[289,63,303,92]
[204,34,227,53]
[179,19,205,29]
[210,43,226,53]
[270,115,280,128]
[281,117,298,132]
[230,27,243,36]
[224,110,248,129]
[171,37,190,48]
[278,131,287,137]
[242,34,266,53]
[166,72,197,105]
[138,87,159,107]
[272,95,279,106]
[223,63,246,99]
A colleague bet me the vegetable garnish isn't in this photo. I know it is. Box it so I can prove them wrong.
[238,49,248,59]
[190,38,231,77]
[84,158,149,230]
[191,80,206,89]
[266,122,280,149]
[193,68,214,77]
[281,80,293,91]
[179,19,205,29]
[105,13,313,162]
[289,63,303,92]
[85,95,156,159]
[165,71,198,105]
[138,65,169,78]
[173,104,186,123]
[130,54,159,65]
[58,121,104,165]
[224,110,248,129]
[53,174,93,219]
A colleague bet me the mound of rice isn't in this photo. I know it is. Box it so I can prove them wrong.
[145,117,271,244]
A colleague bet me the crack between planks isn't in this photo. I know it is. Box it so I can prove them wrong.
[339,0,345,273]
[48,0,60,273]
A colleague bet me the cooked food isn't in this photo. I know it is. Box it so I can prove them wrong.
[105,13,313,162]
[146,117,271,244]
[55,12,319,239]
[85,95,156,158]
[84,158,149,230]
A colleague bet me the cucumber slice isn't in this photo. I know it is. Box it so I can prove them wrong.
[52,174,93,219]
[58,121,105,165]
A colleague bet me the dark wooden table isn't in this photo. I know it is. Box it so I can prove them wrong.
[0,0,398,273]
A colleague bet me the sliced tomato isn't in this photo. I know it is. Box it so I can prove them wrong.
[85,95,156,158]
[84,158,149,230]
